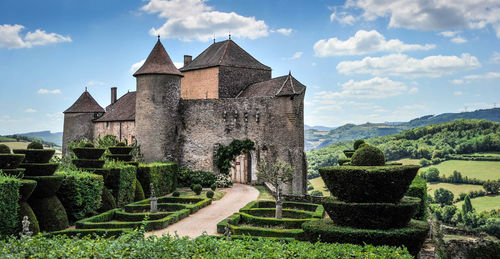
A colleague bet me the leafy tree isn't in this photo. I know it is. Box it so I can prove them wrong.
[442,205,457,224]
[425,167,440,182]
[257,160,294,219]
[434,188,454,206]
[462,195,474,214]
[483,180,500,194]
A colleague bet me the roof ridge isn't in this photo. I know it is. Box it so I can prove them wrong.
[276,75,290,96]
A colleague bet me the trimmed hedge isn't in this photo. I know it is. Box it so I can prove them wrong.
[108,147,133,155]
[0,154,25,169]
[19,163,59,176]
[351,145,385,166]
[406,176,428,220]
[0,144,10,153]
[106,154,133,162]
[240,211,317,229]
[105,165,137,207]
[72,159,105,169]
[137,163,177,197]
[1,168,25,177]
[27,142,43,149]
[302,219,429,256]
[321,196,420,229]
[343,150,355,158]
[55,170,104,222]
[177,168,215,188]
[0,174,21,235]
[29,195,69,232]
[19,179,37,202]
[25,175,64,198]
[99,187,116,213]
[124,197,212,214]
[337,158,351,166]
[134,179,145,201]
[72,148,105,159]
[319,165,419,203]
[240,200,325,219]
[43,228,132,238]
[13,149,55,163]
[245,208,317,219]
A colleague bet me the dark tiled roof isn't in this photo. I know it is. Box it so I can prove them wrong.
[133,39,183,77]
[94,92,136,122]
[179,39,271,72]
[237,73,306,98]
[64,91,105,113]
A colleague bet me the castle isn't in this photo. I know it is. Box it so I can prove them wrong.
[62,38,307,194]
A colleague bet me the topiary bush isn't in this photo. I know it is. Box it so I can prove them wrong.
[351,145,385,166]
[19,163,59,176]
[177,167,215,188]
[72,148,106,160]
[0,144,11,154]
[84,142,95,148]
[134,179,145,201]
[0,154,25,169]
[172,191,180,197]
[98,187,116,213]
[0,174,21,235]
[193,184,202,195]
[211,183,217,191]
[206,190,214,199]
[27,142,44,150]
[29,195,69,232]
[104,164,137,207]
[13,149,55,163]
[136,163,177,197]
[353,139,365,150]
[406,176,427,220]
[116,142,126,147]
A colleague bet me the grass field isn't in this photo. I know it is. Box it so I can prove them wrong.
[254,185,275,200]
[0,141,30,150]
[309,177,330,196]
[393,158,421,165]
[427,182,484,197]
[455,194,500,212]
[174,188,226,200]
[421,160,500,181]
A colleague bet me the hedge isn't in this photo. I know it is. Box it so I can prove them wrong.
[72,148,105,159]
[302,219,429,256]
[55,170,104,222]
[124,197,212,214]
[0,174,21,235]
[106,154,133,162]
[406,176,427,220]
[99,187,117,212]
[319,165,419,203]
[43,228,132,238]
[108,146,133,155]
[24,175,64,198]
[137,163,177,197]
[29,195,69,232]
[134,179,145,201]
[104,165,137,207]
[19,163,59,176]
[0,154,26,169]
[177,168,215,188]
[0,232,413,258]
[72,159,105,169]
[240,200,325,218]
[12,149,55,163]
[321,196,420,229]
[240,211,318,229]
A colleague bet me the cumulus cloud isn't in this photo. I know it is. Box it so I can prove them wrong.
[288,52,303,60]
[314,30,435,56]
[450,36,467,44]
[345,0,500,38]
[330,12,356,25]
[314,77,412,99]
[38,89,62,95]
[24,108,37,113]
[275,28,292,36]
[337,53,481,78]
[0,24,71,49]
[142,0,269,41]
[438,30,467,43]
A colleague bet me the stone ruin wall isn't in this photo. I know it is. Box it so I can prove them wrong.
[62,112,99,155]
[218,66,271,98]
[93,121,136,145]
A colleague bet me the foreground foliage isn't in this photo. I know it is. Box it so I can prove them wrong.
[0,231,412,258]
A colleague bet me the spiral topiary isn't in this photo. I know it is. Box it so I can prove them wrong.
[27,142,44,150]
[351,145,385,166]
[353,140,365,150]
[0,144,11,154]
[84,142,95,148]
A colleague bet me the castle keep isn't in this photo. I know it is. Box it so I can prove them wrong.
[63,38,307,194]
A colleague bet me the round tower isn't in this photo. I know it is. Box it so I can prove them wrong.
[133,38,183,162]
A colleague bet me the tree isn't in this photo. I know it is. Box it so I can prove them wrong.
[434,188,454,206]
[462,195,474,214]
[257,160,294,219]
[483,180,500,194]
[425,167,440,182]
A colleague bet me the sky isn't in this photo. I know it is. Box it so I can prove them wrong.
[0,0,499,134]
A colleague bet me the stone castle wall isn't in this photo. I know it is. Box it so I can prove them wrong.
[93,121,136,144]
[62,112,99,155]
[218,66,271,98]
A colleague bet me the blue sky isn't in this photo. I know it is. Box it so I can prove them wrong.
[1,0,499,134]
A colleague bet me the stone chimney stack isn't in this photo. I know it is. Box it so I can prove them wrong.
[184,55,192,67]
[111,87,117,104]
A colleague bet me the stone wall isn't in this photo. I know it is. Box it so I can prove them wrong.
[178,92,306,194]
[218,66,271,98]
[181,67,219,99]
[93,121,136,144]
[62,112,98,155]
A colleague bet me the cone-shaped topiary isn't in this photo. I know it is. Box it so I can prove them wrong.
[0,144,11,154]
[353,139,365,150]
[351,145,385,166]
[27,142,44,150]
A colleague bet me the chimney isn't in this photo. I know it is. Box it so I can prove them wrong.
[184,55,192,67]
[111,87,117,104]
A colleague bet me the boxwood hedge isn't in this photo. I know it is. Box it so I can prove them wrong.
[406,176,427,220]
[13,149,55,163]
[103,165,137,207]
[0,174,21,235]
[137,163,177,197]
[240,200,325,218]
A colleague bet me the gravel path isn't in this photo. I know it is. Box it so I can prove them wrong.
[146,183,259,238]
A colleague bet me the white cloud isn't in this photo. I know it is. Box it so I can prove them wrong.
[451,72,500,84]
[451,79,465,84]
[289,52,303,60]
[142,0,269,41]
[329,12,336,22]
[313,30,434,56]
[490,51,500,64]
[314,77,411,99]
[409,87,419,94]
[86,81,105,86]
[0,24,71,49]
[24,108,37,113]
[439,31,459,37]
[38,89,62,95]
[311,62,317,67]
[345,0,500,38]
[438,30,467,43]
[275,28,292,36]
[450,36,467,44]
[130,59,182,74]
[337,53,481,78]
[330,12,356,25]
[454,91,463,95]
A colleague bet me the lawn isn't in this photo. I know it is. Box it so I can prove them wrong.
[254,185,275,200]
[0,141,29,150]
[393,158,421,165]
[309,177,330,196]
[173,188,226,200]
[455,194,500,212]
[420,160,500,181]
[427,182,484,197]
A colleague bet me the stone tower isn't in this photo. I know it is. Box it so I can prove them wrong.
[62,90,104,155]
[133,38,183,162]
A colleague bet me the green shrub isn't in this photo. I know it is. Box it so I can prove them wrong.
[178,167,215,187]
[29,195,69,232]
[19,163,59,176]
[434,188,454,206]
[206,190,214,198]
[72,148,106,160]
[310,190,323,196]
[0,154,25,169]
[193,184,202,195]
[172,191,180,197]
[319,165,419,203]
[27,142,44,149]
[134,179,145,201]
[211,183,217,191]
[55,170,104,222]
[0,174,21,235]
[99,187,117,212]
[303,219,429,256]
[343,150,355,158]
[337,158,350,166]
[43,228,132,238]
[116,142,126,147]
[72,159,105,169]
[0,144,11,153]
[406,176,427,219]
[353,139,365,150]
[84,142,94,148]
[13,149,55,163]
[137,163,177,197]
[321,196,420,229]
[24,175,64,198]
[105,165,137,207]
[351,145,385,166]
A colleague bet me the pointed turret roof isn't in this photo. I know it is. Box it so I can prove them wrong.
[180,39,271,72]
[64,90,105,113]
[94,91,136,122]
[237,73,306,98]
[133,38,183,77]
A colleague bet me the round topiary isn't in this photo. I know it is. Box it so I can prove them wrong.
[172,191,180,197]
[210,183,217,191]
[84,142,95,148]
[206,190,214,198]
[351,145,385,166]
[193,184,202,195]
[116,142,126,147]
[190,184,196,191]
[27,142,44,149]
[0,144,11,154]
[353,139,365,150]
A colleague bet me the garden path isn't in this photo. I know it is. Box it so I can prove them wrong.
[145,183,259,238]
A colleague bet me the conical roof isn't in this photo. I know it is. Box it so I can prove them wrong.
[180,39,271,72]
[64,91,105,113]
[133,39,182,77]
[237,73,306,98]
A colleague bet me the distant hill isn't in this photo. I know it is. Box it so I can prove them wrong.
[1,131,62,147]
[305,108,500,151]
[304,125,337,131]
